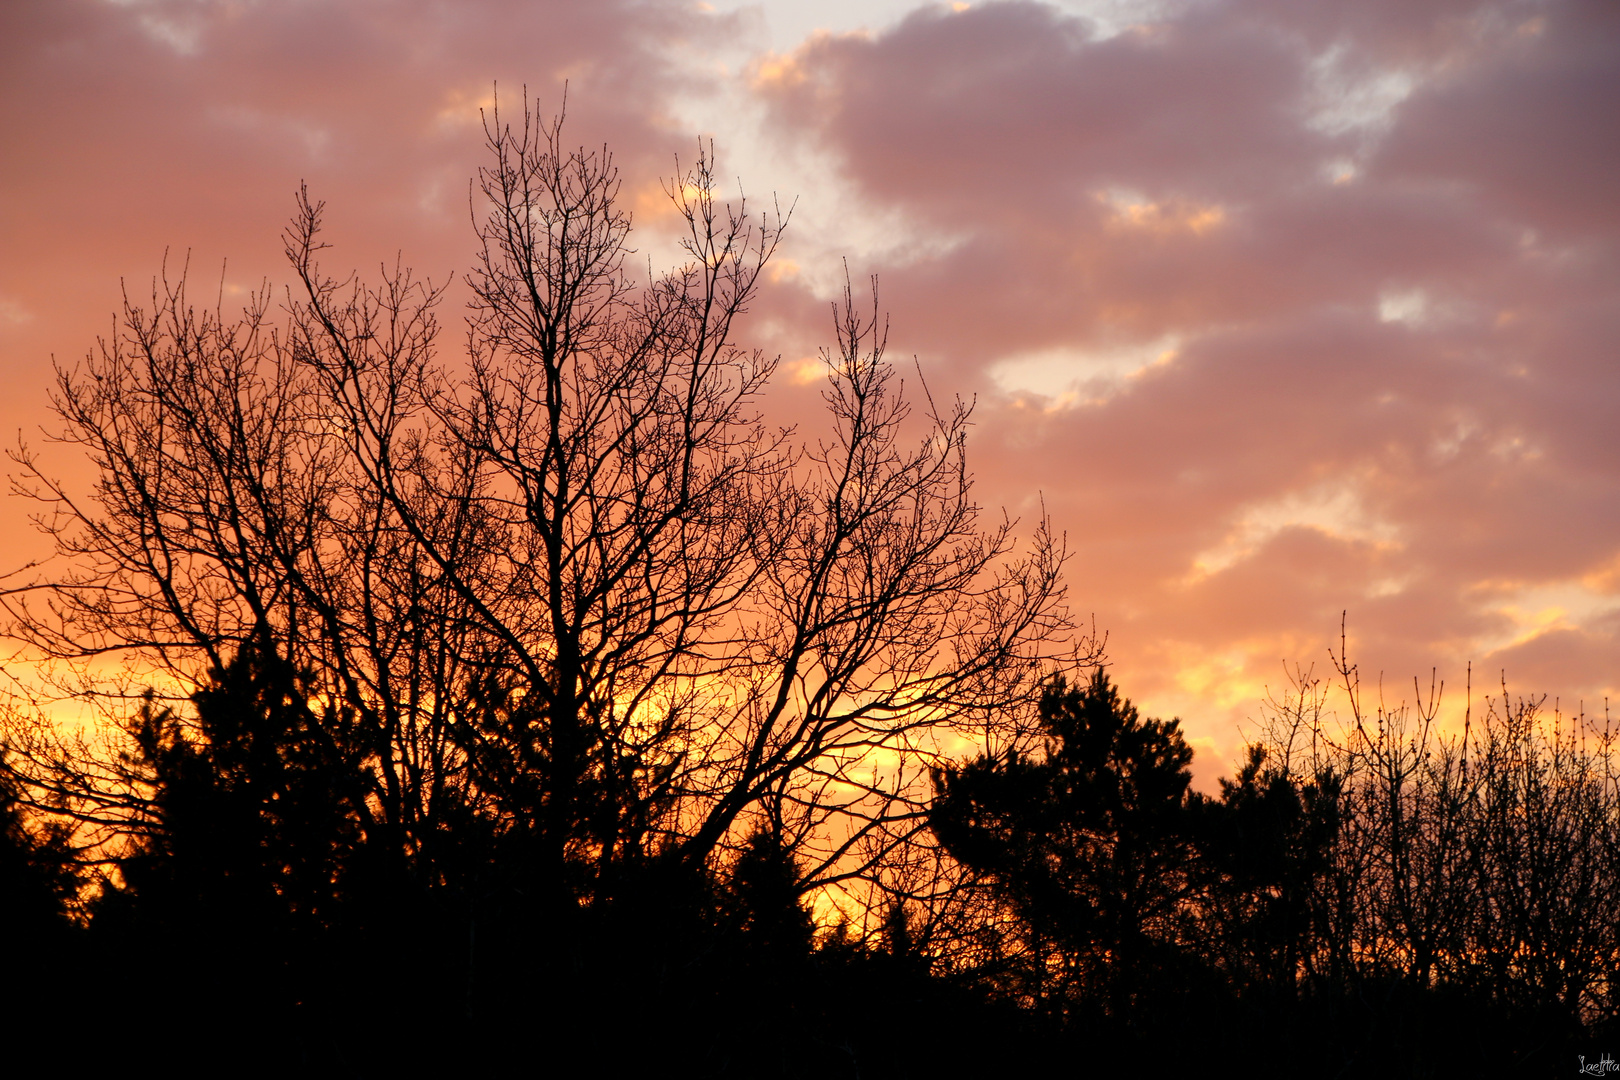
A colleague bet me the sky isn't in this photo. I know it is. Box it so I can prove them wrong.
[2,0,1616,786]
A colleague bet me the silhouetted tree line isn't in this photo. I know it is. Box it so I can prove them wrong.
[931,655,1620,1074]
[2,95,1616,1074]
[6,644,1615,1074]
[0,643,1024,1073]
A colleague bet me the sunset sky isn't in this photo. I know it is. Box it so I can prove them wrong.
[3,0,1616,786]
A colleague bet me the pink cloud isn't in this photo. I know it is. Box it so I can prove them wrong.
[748,0,1620,769]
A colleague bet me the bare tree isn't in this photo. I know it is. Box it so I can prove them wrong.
[1249,626,1620,1036]
[2,93,1087,923]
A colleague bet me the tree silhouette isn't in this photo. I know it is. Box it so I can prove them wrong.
[79,642,381,1061]
[0,752,80,1040]
[1191,744,1340,1008]
[2,92,1086,950]
[0,91,1100,1074]
[0,754,76,930]
[931,669,1198,1019]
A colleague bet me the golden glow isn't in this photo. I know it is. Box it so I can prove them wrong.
[751,51,808,91]
[433,87,497,132]
[787,355,829,385]
[1466,579,1620,656]
[767,257,801,284]
[1097,189,1226,236]
[1582,553,1620,595]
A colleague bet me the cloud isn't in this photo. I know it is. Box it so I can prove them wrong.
[0,0,732,399]
[0,0,749,578]
[1186,479,1405,583]
[744,0,1620,775]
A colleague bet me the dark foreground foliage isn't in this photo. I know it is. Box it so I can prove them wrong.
[932,666,1620,1076]
[5,647,1616,1076]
